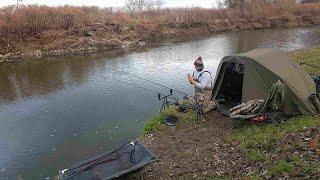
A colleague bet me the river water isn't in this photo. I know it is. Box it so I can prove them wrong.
[0,26,320,179]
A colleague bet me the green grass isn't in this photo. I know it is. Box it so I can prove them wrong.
[143,107,177,134]
[307,162,320,174]
[291,46,320,74]
[143,106,196,134]
[231,116,319,150]
[291,153,320,174]
[268,160,294,177]
[230,116,320,177]
[246,149,266,162]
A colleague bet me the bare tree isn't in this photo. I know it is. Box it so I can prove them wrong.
[125,0,163,12]
[154,0,164,9]
[125,0,134,12]
[13,0,23,13]
[218,0,227,8]
[146,0,164,10]
[224,0,247,8]
[137,0,146,11]
[125,0,147,12]
[16,0,23,8]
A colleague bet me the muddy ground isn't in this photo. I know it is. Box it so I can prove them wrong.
[140,112,320,179]
[141,112,250,179]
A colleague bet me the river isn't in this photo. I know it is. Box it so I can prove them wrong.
[0,26,320,179]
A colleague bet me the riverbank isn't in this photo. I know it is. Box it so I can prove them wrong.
[140,47,320,179]
[1,2,320,62]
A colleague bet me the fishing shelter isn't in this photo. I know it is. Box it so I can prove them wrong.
[212,48,319,115]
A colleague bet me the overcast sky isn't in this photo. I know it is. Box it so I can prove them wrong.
[0,0,221,8]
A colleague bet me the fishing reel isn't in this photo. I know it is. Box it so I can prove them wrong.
[158,89,173,101]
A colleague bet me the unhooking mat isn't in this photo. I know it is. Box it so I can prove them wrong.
[58,141,157,180]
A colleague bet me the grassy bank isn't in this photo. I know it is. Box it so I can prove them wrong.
[291,46,320,74]
[230,116,320,178]
[143,107,195,134]
[141,47,320,179]
[1,1,320,61]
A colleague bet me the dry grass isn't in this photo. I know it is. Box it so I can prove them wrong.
[1,1,320,55]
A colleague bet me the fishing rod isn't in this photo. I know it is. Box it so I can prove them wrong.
[299,62,320,70]
[111,74,206,121]
[116,70,193,99]
[112,75,179,101]
[113,76,162,95]
[112,75,180,112]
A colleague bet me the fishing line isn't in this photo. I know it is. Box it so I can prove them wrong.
[300,62,320,70]
[111,74,179,101]
[116,69,193,98]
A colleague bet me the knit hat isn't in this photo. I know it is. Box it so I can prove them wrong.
[194,56,204,67]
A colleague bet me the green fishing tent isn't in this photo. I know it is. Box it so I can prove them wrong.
[212,48,318,115]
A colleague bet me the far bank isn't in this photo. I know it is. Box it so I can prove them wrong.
[1,1,320,62]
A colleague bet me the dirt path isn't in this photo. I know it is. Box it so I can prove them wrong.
[141,112,251,179]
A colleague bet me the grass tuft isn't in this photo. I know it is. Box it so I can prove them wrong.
[143,105,196,134]
[143,107,177,134]
[268,160,294,177]
[246,149,266,163]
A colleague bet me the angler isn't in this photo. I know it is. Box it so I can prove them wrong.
[188,56,216,113]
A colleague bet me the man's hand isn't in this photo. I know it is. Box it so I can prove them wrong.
[187,74,196,85]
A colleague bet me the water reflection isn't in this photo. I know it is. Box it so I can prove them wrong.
[235,27,320,52]
[0,57,102,105]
